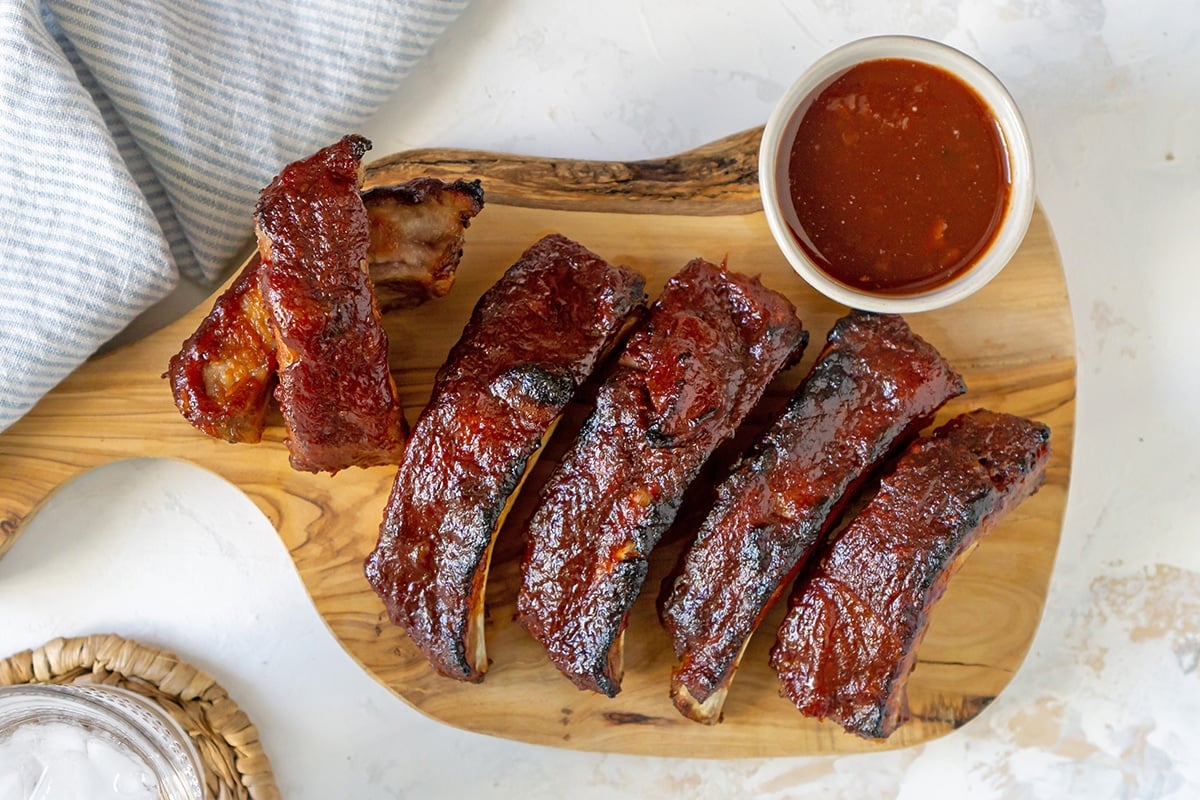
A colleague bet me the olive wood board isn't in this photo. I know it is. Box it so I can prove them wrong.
[0,127,1075,757]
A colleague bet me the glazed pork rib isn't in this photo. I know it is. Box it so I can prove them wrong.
[770,409,1051,739]
[167,173,483,447]
[253,134,406,473]
[166,255,276,443]
[365,234,646,682]
[517,259,808,696]
[364,178,484,311]
[660,311,965,724]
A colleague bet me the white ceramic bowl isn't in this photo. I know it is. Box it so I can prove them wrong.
[759,35,1035,313]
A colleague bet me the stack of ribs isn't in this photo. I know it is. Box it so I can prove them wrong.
[167,135,483,471]
[363,253,809,691]
[657,311,1050,737]
[358,248,1049,740]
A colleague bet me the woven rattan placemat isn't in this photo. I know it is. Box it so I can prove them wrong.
[0,633,279,799]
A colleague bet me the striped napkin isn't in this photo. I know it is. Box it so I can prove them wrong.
[0,0,468,432]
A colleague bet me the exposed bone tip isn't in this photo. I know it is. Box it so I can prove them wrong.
[670,680,726,725]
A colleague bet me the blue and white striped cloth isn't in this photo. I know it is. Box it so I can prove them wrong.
[0,0,468,432]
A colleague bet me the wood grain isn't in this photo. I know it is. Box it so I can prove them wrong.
[0,128,1075,756]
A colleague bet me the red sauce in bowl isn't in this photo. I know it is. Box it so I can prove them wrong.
[786,58,1010,295]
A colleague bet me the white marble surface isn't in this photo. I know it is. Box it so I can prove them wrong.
[3,1,1199,796]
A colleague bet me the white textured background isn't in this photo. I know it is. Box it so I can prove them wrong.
[3,1,1199,797]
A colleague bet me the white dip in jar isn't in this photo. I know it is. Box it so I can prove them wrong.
[0,684,203,800]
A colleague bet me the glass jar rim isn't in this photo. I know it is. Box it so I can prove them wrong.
[0,683,204,800]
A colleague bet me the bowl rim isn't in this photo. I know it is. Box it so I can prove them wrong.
[758,34,1035,314]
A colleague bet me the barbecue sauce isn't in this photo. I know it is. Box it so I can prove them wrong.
[786,58,1010,295]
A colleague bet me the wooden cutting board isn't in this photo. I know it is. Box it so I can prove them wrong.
[0,127,1075,757]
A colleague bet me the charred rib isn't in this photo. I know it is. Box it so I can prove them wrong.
[365,234,646,681]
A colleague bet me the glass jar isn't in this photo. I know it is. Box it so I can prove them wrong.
[0,683,204,799]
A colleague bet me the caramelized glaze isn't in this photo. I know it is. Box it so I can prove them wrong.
[770,409,1051,739]
[254,135,407,473]
[366,234,646,681]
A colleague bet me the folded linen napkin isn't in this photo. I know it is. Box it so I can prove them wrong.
[0,0,468,432]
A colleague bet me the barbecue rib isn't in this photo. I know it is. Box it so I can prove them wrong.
[254,134,406,473]
[168,174,484,447]
[517,259,808,696]
[365,234,646,682]
[364,178,484,311]
[661,311,965,724]
[770,409,1051,739]
[166,255,276,443]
